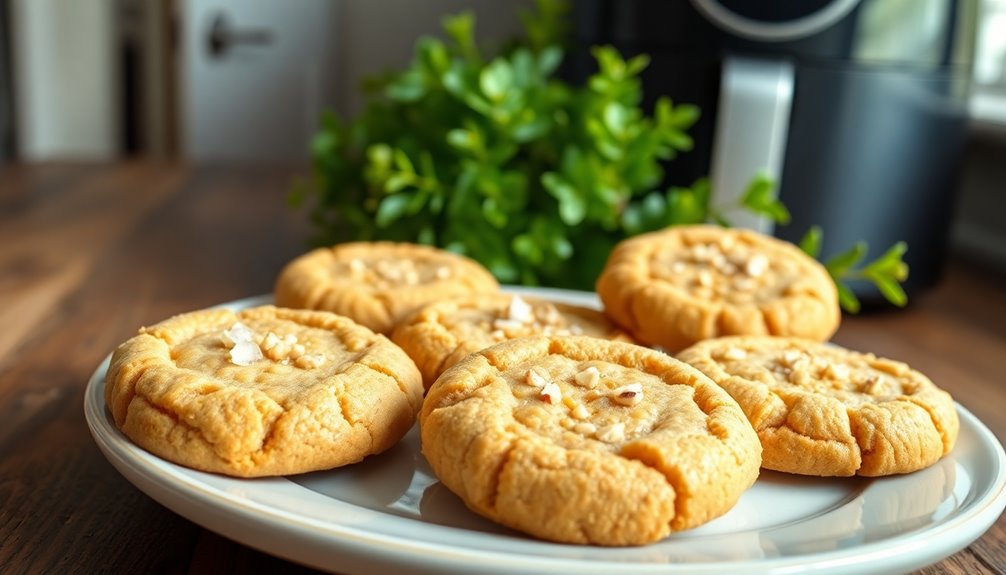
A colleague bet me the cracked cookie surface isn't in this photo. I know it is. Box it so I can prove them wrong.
[104,305,423,477]
[419,336,761,545]
[678,336,959,477]
[596,225,840,351]
[392,293,631,389]
[274,242,499,334]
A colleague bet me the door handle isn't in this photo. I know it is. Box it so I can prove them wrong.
[206,12,272,58]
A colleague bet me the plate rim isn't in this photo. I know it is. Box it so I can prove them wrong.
[85,291,1006,575]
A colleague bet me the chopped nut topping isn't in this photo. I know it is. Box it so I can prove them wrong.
[570,404,589,420]
[262,331,281,351]
[489,329,505,340]
[718,235,735,251]
[574,366,600,388]
[229,340,263,366]
[596,422,626,442]
[691,243,713,262]
[710,252,727,269]
[611,383,643,406]
[294,353,326,370]
[525,367,550,388]
[261,331,299,361]
[696,270,713,287]
[745,254,769,278]
[222,322,255,349]
[780,349,803,367]
[573,422,597,435]
[540,381,562,404]
[374,258,417,283]
[507,294,534,323]
[349,258,366,273]
[670,261,687,274]
[493,318,526,331]
[733,277,756,291]
[290,343,306,359]
[223,322,264,365]
[857,374,884,394]
[538,303,562,326]
[713,254,737,275]
[722,347,748,361]
[434,266,451,279]
[823,363,850,380]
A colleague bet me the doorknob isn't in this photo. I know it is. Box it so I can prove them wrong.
[206,12,272,58]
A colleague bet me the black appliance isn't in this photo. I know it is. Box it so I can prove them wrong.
[569,0,977,302]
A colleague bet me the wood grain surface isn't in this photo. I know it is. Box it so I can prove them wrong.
[0,162,1003,574]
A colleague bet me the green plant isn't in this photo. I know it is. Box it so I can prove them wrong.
[291,0,908,311]
[799,226,909,313]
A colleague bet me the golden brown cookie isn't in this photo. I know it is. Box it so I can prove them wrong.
[105,305,423,477]
[678,336,959,477]
[420,336,761,545]
[596,225,840,352]
[274,242,499,334]
[392,292,631,389]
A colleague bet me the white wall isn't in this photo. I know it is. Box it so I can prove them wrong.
[11,0,119,160]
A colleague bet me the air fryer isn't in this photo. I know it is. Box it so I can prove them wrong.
[568,0,977,304]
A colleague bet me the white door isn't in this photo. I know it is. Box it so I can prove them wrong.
[180,0,339,162]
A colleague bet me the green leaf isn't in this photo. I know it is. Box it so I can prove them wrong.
[665,182,708,226]
[621,191,669,235]
[416,36,449,76]
[740,174,791,224]
[482,197,508,228]
[385,69,426,102]
[625,54,650,76]
[367,144,392,168]
[513,234,543,265]
[663,131,693,152]
[798,226,823,258]
[392,149,415,173]
[384,173,414,193]
[669,104,700,128]
[537,46,563,76]
[310,130,338,158]
[874,276,908,307]
[603,102,630,137]
[480,58,513,101]
[447,129,475,151]
[375,193,413,227]
[443,12,479,61]
[542,172,586,225]
[417,225,436,245]
[826,241,868,278]
[862,241,909,281]
[836,282,861,314]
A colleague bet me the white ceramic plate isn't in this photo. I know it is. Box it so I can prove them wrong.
[85,288,1006,575]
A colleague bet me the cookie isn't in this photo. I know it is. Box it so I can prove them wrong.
[104,305,423,477]
[392,293,631,389]
[596,225,839,352]
[677,336,959,477]
[274,242,499,334]
[420,336,761,545]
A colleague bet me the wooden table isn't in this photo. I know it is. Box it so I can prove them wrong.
[1,162,1003,574]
